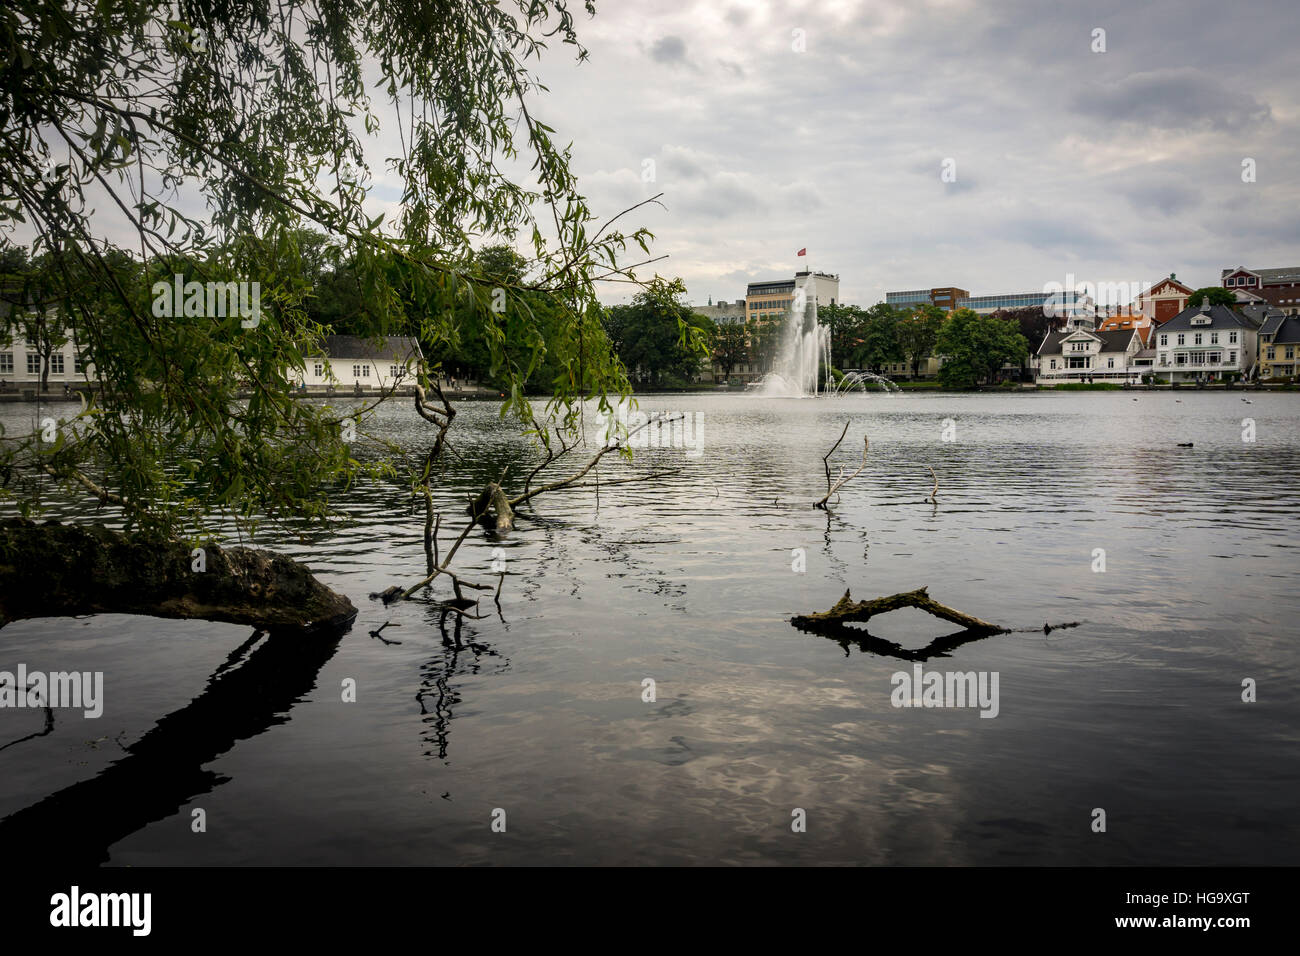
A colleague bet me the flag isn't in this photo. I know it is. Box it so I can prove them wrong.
[796,248,806,256]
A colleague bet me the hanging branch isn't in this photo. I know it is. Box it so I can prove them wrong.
[508,412,683,511]
[390,409,684,608]
[521,424,575,501]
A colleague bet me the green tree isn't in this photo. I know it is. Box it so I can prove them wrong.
[851,303,903,372]
[1187,287,1237,309]
[0,0,649,535]
[991,305,1060,358]
[818,302,866,369]
[710,320,748,381]
[745,314,784,374]
[896,304,945,379]
[935,308,1029,387]
[602,278,710,387]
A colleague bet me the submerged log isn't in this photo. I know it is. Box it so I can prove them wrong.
[0,518,356,634]
[791,586,1006,635]
[467,482,514,532]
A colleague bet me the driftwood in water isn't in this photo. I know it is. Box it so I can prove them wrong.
[791,586,1006,635]
[0,518,356,635]
[814,421,869,509]
[468,482,514,532]
[394,409,682,611]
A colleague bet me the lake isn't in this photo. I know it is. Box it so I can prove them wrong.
[1,390,1297,865]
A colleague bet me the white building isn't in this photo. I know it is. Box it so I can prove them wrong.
[0,307,91,389]
[1153,300,1261,383]
[1034,313,1143,383]
[294,335,424,392]
[794,270,839,307]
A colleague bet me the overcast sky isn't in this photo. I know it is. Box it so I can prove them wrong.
[526,0,1299,306]
[28,1,1297,310]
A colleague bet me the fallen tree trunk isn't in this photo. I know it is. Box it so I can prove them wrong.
[790,586,1006,635]
[0,518,356,634]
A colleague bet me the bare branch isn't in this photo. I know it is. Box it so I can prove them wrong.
[814,433,868,509]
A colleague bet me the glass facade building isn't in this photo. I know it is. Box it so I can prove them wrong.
[886,290,931,308]
[957,291,1088,314]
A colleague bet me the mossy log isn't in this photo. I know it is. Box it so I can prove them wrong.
[791,586,1005,635]
[0,518,356,635]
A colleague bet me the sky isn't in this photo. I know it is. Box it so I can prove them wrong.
[24,0,1298,311]
[518,0,1300,306]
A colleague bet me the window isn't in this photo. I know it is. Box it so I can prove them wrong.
[1288,347,1296,359]
[27,354,40,374]
[0,353,11,374]
[1107,357,1115,368]
[390,365,402,379]
[1049,359,1057,370]
[1210,332,1218,344]
[1267,348,1276,360]
[74,353,86,373]
[352,364,370,378]
[1159,334,1168,347]
[314,362,324,377]
[1229,331,1238,344]
[1193,333,1202,345]
[1229,351,1236,364]
[50,354,64,374]
[1177,333,1185,345]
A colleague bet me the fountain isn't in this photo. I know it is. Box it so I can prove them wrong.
[753,278,832,398]
[831,369,900,394]
[750,277,896,397]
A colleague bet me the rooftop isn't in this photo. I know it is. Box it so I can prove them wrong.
[314,335,424,361]
[1038,327,1139,354]
[1222,266,1300,284]
[1261,315,1300,345]
[1160,302,1263,333]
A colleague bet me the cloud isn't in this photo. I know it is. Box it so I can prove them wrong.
[32,0,1300,309]
[1070,68,1273,132]
[648,35,688,65]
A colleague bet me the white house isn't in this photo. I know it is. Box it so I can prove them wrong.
[1153,300,1261,383]
[0,304,92,390]
[294,335,424,392]
[1034,313,1143,383]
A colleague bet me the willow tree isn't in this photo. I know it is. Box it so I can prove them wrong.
[0,0,652,551]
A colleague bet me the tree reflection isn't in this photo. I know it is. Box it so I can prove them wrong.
[415,608,508,762]
[0,622,348,865]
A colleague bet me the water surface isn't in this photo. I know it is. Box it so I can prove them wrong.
[1,391,1296,865]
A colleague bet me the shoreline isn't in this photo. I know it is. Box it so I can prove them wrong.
[2,382,1295,404]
